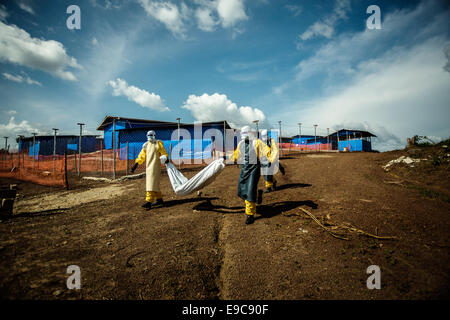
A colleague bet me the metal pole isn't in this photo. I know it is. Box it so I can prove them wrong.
[126,141,129,176]
[1,137,5,165]
[319,127,321,152]
[32,133,37,170]
[77,123,84,176]
[3,137,7,162]
[113,118,116,179]
[298,123,302,152]
[278,121,282,156]
[52,128,59,172]
[327,128,329,152]
[17,136,22,168]
[314,125,318,152]
[64,150,69,190]
[337,130,340,152]
[347,130,349,151]
[223,120,226,157]
[101,139,104,174]
[176,118,181,170]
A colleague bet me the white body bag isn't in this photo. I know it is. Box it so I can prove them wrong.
[164,158,225,196]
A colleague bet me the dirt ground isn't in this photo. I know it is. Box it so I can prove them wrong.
[0,147,449,300]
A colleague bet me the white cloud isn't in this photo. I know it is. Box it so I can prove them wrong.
[0,5,8,21]
[0,117,40,143]
[0,21,82,81]
[300,22,334,40]
[90,0,123,9]
[295,38,450,147]
[300,0,350,41]
[195,7,217,31]
[138,0,189,38]
[138,0,248,36]
[273,0,450,151]
[294,0,450,83]
[285,4,302,17]
[78,30,131,99]
[181,93,266,128]
[109,78,168,111]
[444,43,450,73]
[2,72,42,85]
[216,0,248,28]
[17,0,35,15]
[2,72,22,82]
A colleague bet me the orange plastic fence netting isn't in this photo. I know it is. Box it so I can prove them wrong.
[0,153,67,188]
[65,149,134,174]
[279,143,333,152]
[64,148,212,174]
[0,147,221,188]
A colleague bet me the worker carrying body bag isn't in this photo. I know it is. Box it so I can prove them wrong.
[164,158,225,196]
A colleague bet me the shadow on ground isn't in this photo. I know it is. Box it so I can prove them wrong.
[192,199,318,219]
[256,200,318,220]
[159,197,219,208]
[7,197,220,219]
[274,183,312,191]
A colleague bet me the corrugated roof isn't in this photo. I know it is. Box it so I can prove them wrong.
[291,135,320,139]
[332,129,377,138]
[96,115,184,130]
[19,135,99,141]
[102,118,233,131]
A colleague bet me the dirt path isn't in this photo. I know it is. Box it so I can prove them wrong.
[0,150,449,299]
[13,184,129,214]
[198,152,450,299]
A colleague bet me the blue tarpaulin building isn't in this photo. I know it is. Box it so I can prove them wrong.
[331,129,376,152]
[19,135,99,156]
[290,129,376,152]
[291,135,320,145]
[96,117,174,150]
[320,129,375,152]
[96,116,234,160]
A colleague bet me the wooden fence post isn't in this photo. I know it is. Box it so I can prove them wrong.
[101,140,104,175]
[64,151,69,190]
[126,141,129,176]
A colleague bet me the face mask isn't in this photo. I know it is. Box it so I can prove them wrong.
[147,132,156,142]
[260,129,268,140]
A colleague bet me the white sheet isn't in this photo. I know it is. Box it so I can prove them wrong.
[165,158,226,196]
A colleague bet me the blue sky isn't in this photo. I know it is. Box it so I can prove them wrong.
[0,0,449,151]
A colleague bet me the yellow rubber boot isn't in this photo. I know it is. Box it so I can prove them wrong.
[146,191,163,202]
[144,191,164,210]
[245,200,256,224]
[146,191,157,202]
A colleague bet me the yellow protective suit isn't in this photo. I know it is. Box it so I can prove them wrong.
[261,138,279,188]
[136,140,168,202]
[232,138,271,216]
